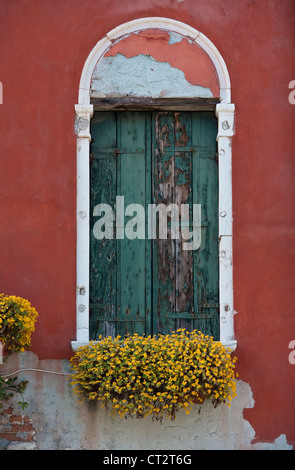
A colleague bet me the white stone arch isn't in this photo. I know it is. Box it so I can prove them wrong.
[72,17,236,352]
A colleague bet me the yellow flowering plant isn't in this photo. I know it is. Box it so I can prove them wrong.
[70,329,237,422]
[0,294,38,410]
[0,294,38,354]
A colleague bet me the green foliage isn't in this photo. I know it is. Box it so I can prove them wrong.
[0,375,28,410]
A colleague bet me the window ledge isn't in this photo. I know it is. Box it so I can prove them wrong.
[71,339,237,353]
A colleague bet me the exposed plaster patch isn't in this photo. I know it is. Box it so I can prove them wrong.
[251,434,292,450]
[91,54,213,99]
[168,32,185,45]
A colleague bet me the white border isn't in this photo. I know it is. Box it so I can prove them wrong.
[72,18,236,352]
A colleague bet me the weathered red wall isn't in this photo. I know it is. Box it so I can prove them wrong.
[0,0,294,446]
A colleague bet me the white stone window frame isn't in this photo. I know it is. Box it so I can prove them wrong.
[72,17,236,352]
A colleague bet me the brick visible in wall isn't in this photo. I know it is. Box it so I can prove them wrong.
[0,407,36,447]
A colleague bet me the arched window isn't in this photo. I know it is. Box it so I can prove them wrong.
[72,18,236,351]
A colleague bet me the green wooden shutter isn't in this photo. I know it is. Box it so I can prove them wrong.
[90,112,152,339]
[90,111,219,340]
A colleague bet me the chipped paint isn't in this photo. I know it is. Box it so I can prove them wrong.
[168,31,184,45]
[91,53,213,98]
[99,29,219,97]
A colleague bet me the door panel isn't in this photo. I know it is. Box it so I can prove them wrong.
[90,112,151,339]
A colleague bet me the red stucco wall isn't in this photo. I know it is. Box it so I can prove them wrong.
[0,0,294,446]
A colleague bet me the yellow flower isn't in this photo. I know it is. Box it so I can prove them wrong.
[0,294,38,354]
[70,329,237,421]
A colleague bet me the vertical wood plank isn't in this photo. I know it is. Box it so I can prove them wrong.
[90,112,117,339]
[117,112,150,336]
[174,112,194,332]
[192,112,219,338]
[152,112,176,335]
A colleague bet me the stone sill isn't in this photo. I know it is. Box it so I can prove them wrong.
[71,339,237,353]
